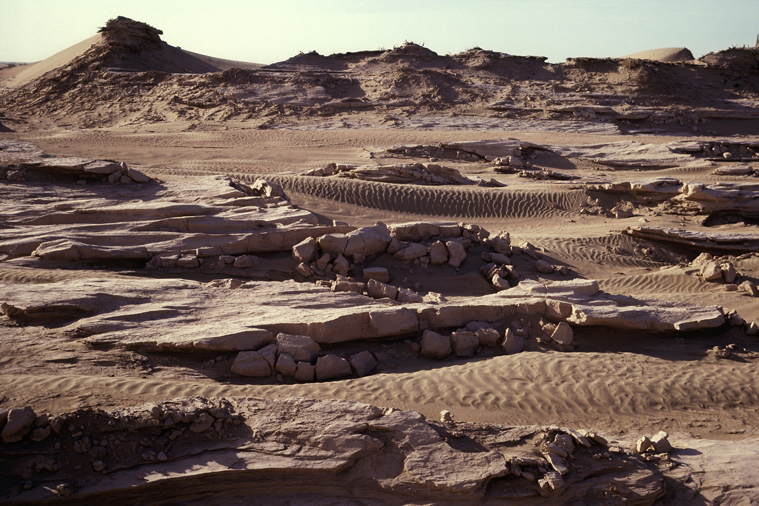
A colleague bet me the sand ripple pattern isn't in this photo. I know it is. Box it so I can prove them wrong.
[251,175,585,219]
[4,352,758,426]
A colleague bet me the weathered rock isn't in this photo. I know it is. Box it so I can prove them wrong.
[536,259,554,274]
[349,351,378,377]
[293,362,315,382]
[740,280,758,297]
[233,254,257,268]
[176,254,200,268]
[363,267,390,283]
[394,243,428,261]
[316,253,331,271]
[650,431,672,453]
[317,234,348,256]
[343,223,391,261]
[636,436,653,454]
[721,263,738,283]
[501,328,525,355]
[252,178,284,197]
[30,426,52,442]
[275,353,297,376]
[332,278,365,294]
[332,254,350,276]
[474,328,500,346]
[292,237,317,263]
[231,351,272,377]
[1,406,36,443]
[276,333,321,363]
[366,279,398,300]
[315,354,352,381]
[451,331,479,357]
[397,287,424,303]
[420,330,452,359]
[701,261,723,281]
[625,226,759,255]
[446,241,466,267]
[551,322,574,346]
[428,240,449,265]
[296,262,314,277]
[127,167,150,183]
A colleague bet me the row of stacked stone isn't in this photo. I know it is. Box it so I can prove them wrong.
[231,333,378,382]
[419,320,576,359]
[292,221,490,283]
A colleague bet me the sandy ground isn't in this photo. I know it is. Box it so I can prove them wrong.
[1,122,757,445]
[2,17,759,503]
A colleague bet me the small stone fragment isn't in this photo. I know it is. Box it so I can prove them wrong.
[551,322,574,346]
[536,259,554,274]
[501,328,525,355]
[636,436,652,454]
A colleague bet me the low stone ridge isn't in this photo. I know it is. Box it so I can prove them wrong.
[0,276,732,379]
[304,162,475,185]
[0,396,676,505]
[665,182,759,219]
[625,226,759,255]
[0,152,353,264]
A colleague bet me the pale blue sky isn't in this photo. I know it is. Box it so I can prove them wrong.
[2,0,758,64]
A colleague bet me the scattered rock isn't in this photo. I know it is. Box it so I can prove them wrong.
[650,431,672,453]
[636,436,653,454]
[536,259,554,274]
[551,322,574,346]
[1,406,36,443]
[501,328,525,355]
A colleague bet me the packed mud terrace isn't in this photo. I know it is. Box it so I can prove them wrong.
[1,16,759,505]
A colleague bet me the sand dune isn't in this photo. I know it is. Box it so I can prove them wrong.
[0,34,101,87]
[623,47,695,63]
